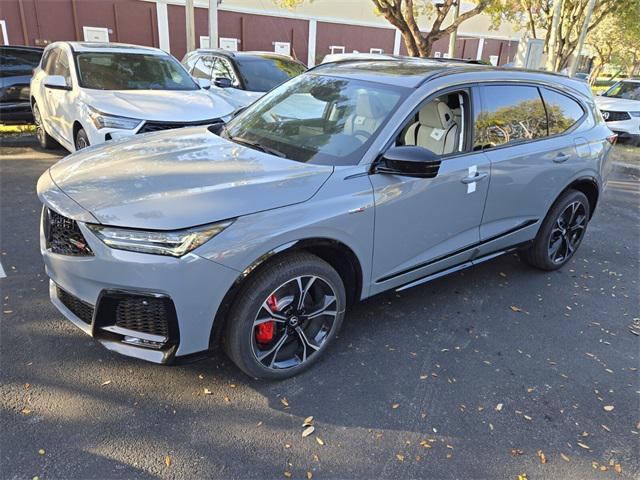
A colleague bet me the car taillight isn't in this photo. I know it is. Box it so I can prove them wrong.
[606,133,618,145]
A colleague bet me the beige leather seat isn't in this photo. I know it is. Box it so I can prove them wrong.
[404,101,459,155]
[344,91,386,139]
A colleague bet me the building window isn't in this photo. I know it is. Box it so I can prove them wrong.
[82,26,109,43]
[370,48,383,54]
[329,45,345,55]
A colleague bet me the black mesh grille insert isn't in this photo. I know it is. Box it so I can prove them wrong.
[115,296,170,338]
[601,110,631,122]
[137,119,222,134]
[57,287,94,324]
[45,208,93,256]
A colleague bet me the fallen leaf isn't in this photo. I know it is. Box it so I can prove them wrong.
[38,448,45,455]
[517,474,528,480]
[21,408,32,415]
[510,305,523,312]
[396,453,405,462]
[577,442,590,449]
[391,403,400,409]
[280,398,289,407]
[164,455,171,466]
[614,463,622,474]
[284,472,292,478]
[101,380,111,386]
[315,437,324,446]
[560,453,570,463]
[306,472,313,480]
[203,388,212,395]
[603,405,614,412]
[495,403,504,412]
[223,396,230,403]
[302,426,315,438]
[523,415,532,421]
[537,450,547,464]
[303,416,314,427]
[511,448,524,456]
[601,424,610,432]
[419,374,428,380]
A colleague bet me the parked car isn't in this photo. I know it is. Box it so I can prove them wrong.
[38,59,615,379]
[0,45,43,124]
[594,79,640,145]
[182,49,306,108]
[30,42,235,152]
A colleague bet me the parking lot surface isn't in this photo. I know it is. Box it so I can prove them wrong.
[1,140,639,479]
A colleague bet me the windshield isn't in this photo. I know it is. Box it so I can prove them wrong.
[224,73,408,165]
[76,53,198,91]
[235,56,307,92]
[603,81,640,101]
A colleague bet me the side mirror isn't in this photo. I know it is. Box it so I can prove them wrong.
[197,78,211,89]
[213,77,233,89]
[374,145,441,178]
[44,75,71,91]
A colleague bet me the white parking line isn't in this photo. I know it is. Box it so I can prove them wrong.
[0,261,5,279]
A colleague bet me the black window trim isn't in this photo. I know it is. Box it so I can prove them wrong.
[475,81,588,153]
[212,54,245,90]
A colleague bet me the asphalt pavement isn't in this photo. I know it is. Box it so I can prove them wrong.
[1,139,639,479]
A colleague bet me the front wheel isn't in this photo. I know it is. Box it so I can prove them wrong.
[74,127,90,150]
[224,252,346,380]
[521,190,590,270]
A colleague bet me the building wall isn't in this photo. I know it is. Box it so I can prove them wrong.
[0,0,156,47]
[315,22,395,63]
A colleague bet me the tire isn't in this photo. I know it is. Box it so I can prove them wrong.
[521,189,590,271]
[74,127,90,150]
[32,102,57,150]
[224,252,346,380]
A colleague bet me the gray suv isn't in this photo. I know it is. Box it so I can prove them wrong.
[38,59,615,379]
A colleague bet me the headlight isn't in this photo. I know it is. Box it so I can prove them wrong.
[86,221,233,257]
[88,106,142,130]
[629,112,640,118]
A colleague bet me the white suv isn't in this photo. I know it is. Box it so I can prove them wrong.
[31,42,235,152]
[594,79,640,145]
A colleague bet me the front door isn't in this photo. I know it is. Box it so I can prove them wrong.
[369,88,491,295]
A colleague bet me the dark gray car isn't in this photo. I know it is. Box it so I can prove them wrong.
[37,59,615,379]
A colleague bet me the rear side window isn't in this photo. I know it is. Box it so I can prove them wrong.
[191,56,214,79]
[475,85,547,149]
[540,88,584,135]
[0,48,42,69]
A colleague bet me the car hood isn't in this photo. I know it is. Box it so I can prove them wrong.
[82,88,235,121]
[594,95,640,112]
[47,127,333,230]
[208,87,263,109]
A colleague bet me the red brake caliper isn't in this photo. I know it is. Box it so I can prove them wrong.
[256,294,277,344]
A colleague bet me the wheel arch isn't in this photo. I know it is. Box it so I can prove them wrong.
[209,238,364,348]
[72,121,85,141]
[562,176,599,219]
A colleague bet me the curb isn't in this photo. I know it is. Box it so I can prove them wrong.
[613,162,640,176]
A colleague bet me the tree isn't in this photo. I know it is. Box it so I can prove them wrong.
[276,0,506,57]
[494,0,629,71]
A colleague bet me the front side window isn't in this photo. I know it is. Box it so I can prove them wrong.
[540,88,584,135]
[475,85,547,149]
[75,53,198,91]
[397,90,468,156]
[212,57,239,87]
[52,50,72,85]
[234,56,307,92]
[603,81,640,101]
[43,49,59,75]
[224,73,408,165]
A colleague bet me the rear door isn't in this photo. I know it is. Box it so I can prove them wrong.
[476,84,587,249]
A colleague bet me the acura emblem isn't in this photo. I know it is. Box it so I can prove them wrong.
[602,111,610,120]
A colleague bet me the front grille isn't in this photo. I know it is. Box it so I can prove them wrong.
[137,118,222,134]
[601,110,631,122]
[115,296,170,338]
[57,287,94,325]
[44,208,93,256]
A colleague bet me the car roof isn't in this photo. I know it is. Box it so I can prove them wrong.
[0,45,44,52]
[62,42,167,55]
[188,49,300,61]
[309,58,592,95]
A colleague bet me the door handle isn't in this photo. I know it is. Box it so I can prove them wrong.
[461,171,488,184]
[553,153,570,163]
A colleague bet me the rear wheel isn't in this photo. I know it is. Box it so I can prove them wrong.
[74,127,90,150]
[32,102,57,150]
[224,252,346,380]
[521,190,590,270]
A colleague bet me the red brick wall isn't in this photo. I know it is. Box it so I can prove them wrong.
[316,22,395,64]
[1,0,156,47]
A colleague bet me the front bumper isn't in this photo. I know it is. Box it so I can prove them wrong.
[41,209,241,363]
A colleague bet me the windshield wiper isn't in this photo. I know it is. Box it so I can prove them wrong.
[227,135,286,158]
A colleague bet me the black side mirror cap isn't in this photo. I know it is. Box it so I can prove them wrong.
[374,146,441,178]
[213,77,233,88]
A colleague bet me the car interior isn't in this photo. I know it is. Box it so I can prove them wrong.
[398,91,466,155]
